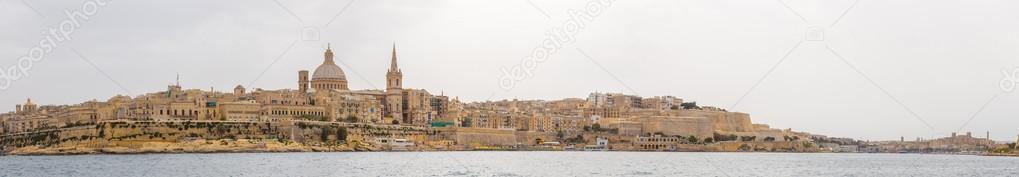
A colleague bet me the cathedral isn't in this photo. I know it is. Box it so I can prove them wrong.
[307,44,349,91]
[298,44,442,125]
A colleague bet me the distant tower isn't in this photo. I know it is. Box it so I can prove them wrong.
[21,98,37,113]
[987,131,990,140]
[386,44,403,90]
[25,98,35,111]
[167,74,183,98]
[298,70,309,93]
[15,104,22,114]
[234,85,246,96]
[385,43,405,123]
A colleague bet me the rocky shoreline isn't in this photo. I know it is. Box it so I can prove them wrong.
[6,144,1013,157]
[984,153,1019,157]
[2,139,356,156]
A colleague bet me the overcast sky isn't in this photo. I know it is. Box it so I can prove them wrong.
[1,0,1017,141]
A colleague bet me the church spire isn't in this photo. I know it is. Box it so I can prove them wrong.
[390,43,399,72]
[386,43,403,90]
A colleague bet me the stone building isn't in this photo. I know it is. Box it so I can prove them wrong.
[310,44,349,91]
[384,45,405,123]
[4,99,59,133]
[219,100,261,121]
[634,134,681,151]
[0,42,812,151]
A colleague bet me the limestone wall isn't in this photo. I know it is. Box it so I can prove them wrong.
[514,131,555,145]
[674,110,753,132]
[1,120,437,153]
[639,116,713,137]
[439,127,516,146]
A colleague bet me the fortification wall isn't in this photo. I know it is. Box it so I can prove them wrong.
[439,127,517,146]
[1,120,437,153]
[640,117,713,137]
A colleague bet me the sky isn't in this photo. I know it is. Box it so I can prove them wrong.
[1,0,1017,141]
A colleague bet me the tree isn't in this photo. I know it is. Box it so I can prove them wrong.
[738,144,751,151]
[680,102,700,110]
[713,133,741,142]
[391,120,400,125]
[320,127,333,142]
[764,137,776,142]
[336,127,348,141]
[591,123,602,131]
[461,117,472,127]
[567,135,586,143]
[687,136,699,143]
[704,137,714,143]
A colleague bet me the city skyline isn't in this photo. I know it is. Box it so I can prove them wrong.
[1,0,1017,142]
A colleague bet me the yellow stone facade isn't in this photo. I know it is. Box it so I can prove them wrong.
[1,44,813,151]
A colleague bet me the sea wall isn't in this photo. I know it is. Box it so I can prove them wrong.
[0,120,438,155]
[436,127,517,147]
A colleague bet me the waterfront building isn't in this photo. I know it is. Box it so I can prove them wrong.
[635,134,681,151]
[931,132,995,148]
[219,100,261,121]
[0,43,825,151]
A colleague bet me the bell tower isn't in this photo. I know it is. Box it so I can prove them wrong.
[298,70,309,93]
[387,44,403,90]
[385,43,405,123]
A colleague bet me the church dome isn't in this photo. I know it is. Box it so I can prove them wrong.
[312,46,347,81]
[312,62,346,81]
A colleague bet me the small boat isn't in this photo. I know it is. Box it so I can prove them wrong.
[582,145,608,151]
